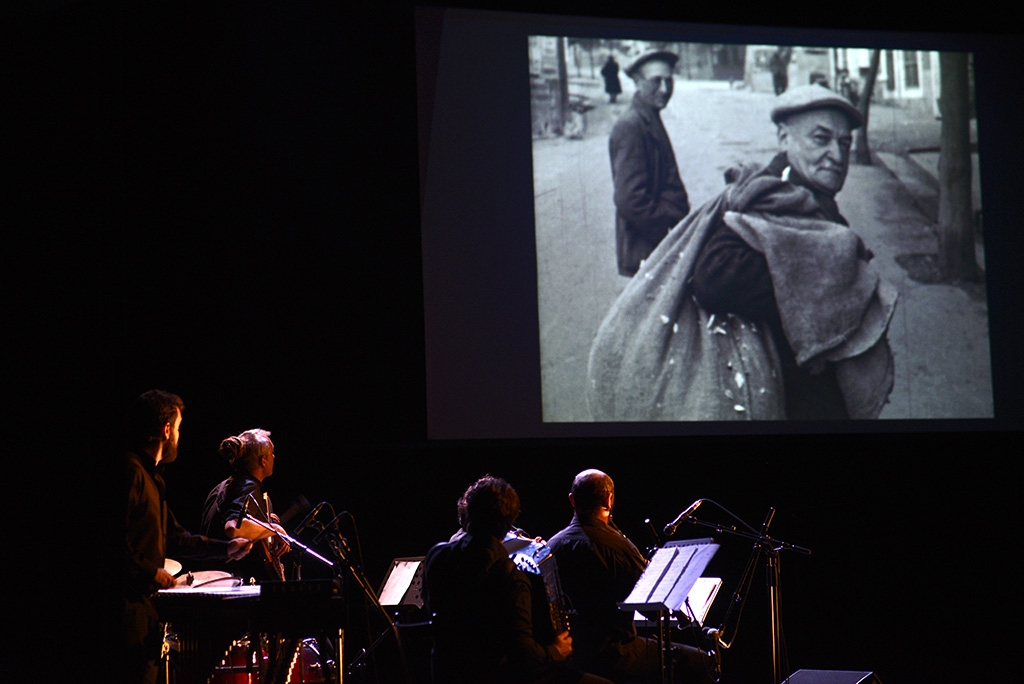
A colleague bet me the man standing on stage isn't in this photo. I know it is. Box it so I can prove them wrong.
[124,390,252,684]
[609,50,690,277]
[548,469,716,684]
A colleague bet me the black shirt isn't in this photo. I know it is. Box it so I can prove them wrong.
[424,533,566,684]
[200,474,280,582]
[547,514,648,658]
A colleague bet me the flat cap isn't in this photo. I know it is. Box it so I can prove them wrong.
[626,50,679,78]
[770,84,864,129]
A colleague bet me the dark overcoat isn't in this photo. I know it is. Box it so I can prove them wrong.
[600,58,621,96]
[609,94,689,276]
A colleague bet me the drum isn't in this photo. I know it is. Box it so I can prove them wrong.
[164,558,183,577]
[211,637,265,684]
[173,570,243,589]
[286,638,326,684]
[209,635,325,684]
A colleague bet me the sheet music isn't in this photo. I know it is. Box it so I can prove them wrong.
[379,559,421,606]
[621,540,719,612]
[682,576,722,624]
[633,576,722,625]
[630,546,678,608]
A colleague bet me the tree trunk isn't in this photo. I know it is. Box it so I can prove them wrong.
[937,51,979,281]
[557,37,569,135]
[852,49,881,165]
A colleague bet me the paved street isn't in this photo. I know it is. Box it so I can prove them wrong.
[532,79,992,421]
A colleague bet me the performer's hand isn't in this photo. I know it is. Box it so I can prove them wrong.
[270,523,291,556]
[227,537,253,561]
[153,567,176,589]
[553,631,572,659]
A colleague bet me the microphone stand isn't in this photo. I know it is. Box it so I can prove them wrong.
[313,513,403,681]
[243,514,334,569]
[672,503,811,684]
[241,514,337,684]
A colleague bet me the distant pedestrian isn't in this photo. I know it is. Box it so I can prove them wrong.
[600,55,621,103]
[588,84,897,421]
[837,68,860,107]
[769,46,792,95]
[608,50,690,277]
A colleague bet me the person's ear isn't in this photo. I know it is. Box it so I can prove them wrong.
[777,123,790,149]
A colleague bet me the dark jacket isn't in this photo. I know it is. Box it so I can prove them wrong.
[547,514,647,661]
[124,450,236,681]
[600,59,621,95]
[609,93,689,276]
[125,451,232,599]
[200,474,281,582]
[424,533,567,684]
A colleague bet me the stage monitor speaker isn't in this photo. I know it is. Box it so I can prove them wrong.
[782,670,881,684]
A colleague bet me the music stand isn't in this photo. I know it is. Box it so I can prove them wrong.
[378,556,425,610]
[619,538,719,684]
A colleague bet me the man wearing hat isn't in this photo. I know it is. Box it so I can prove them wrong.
[688,83,896,419]
[586,84,896,421]
[608,50,690,277]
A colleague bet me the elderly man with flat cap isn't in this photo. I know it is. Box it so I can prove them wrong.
[689,84,897,419]
[586,84,896,421]
[608,50,690,277]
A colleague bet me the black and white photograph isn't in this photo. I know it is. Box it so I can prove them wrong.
[530,38,991,423]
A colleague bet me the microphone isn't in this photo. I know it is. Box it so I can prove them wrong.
[292,501,328,536]
[274,495,311,526]
[663,499,703,536]
[311,510,349,545]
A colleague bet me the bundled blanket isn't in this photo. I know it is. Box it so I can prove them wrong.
[586,164,897,421]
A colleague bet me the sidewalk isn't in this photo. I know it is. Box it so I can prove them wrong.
[836,159,992,418]
[854,101,992,417]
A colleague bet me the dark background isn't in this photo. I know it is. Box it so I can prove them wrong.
[8,2,1019,683]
